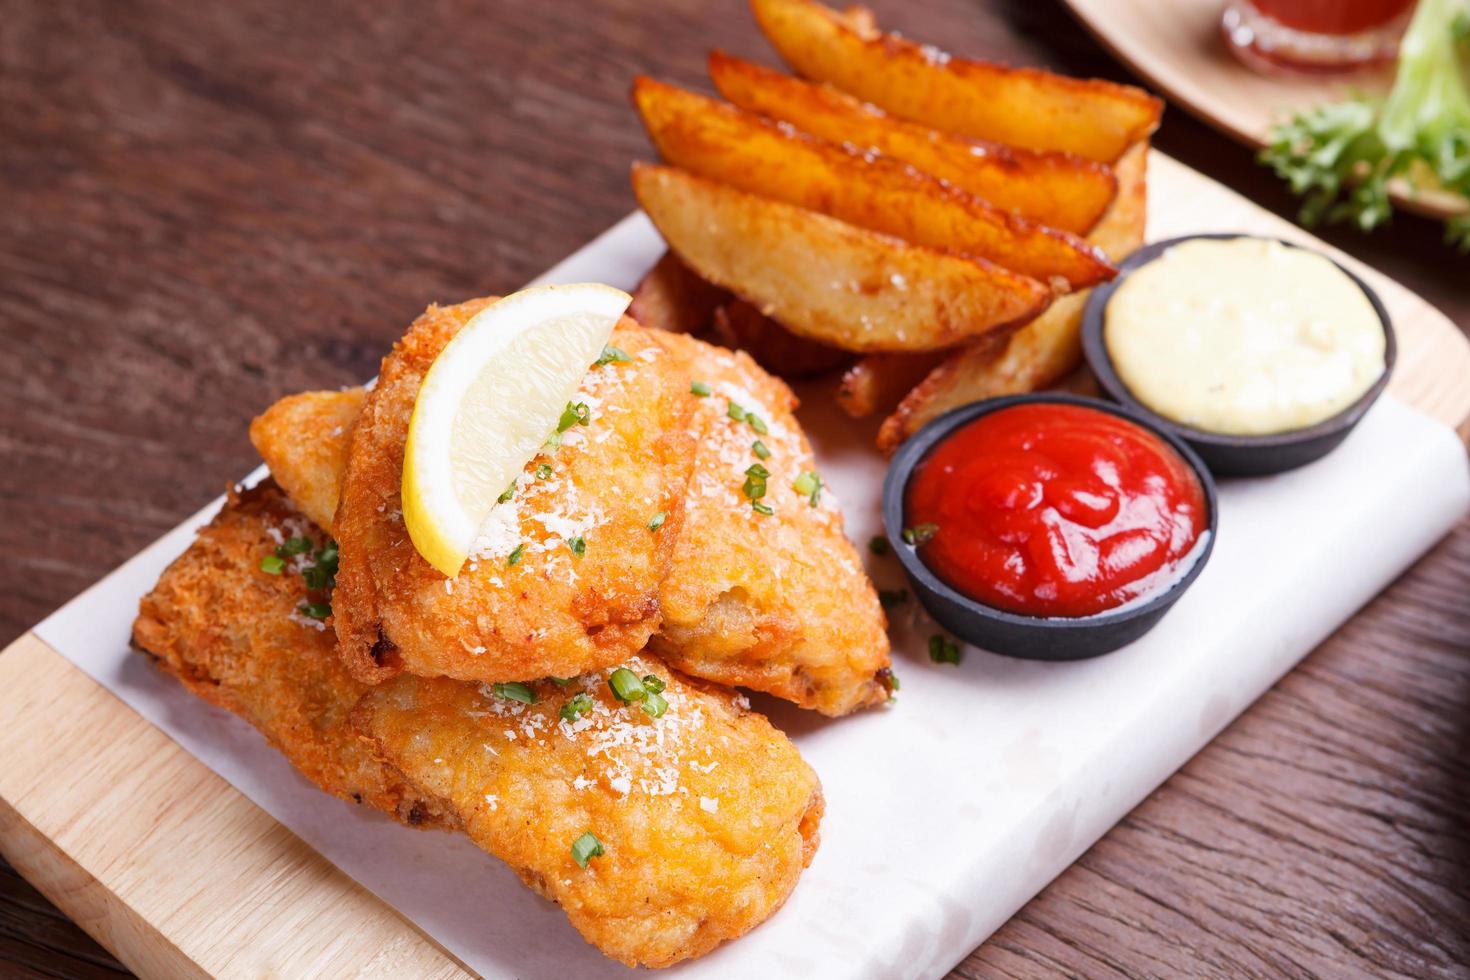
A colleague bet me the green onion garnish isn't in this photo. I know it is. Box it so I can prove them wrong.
[302,564,331,590]
[877,667,899,697]
[544,431,563,451]
[752,440,771,460]
[647,511,667,532]
[568,536,586,558]
[277,536,312,557]
[641,690,669,718]
[596,345,631,366]
[727,401,748,422]
[493,681,537,704]
[571,831,604,868]
[869,536,890,556]
[928,634,962,665]
[691,380,712,397]
[260,555,285,575]
[558,401,591,432]
[641,674,666,694]
[560,692,593,721]
[299,602,332,620]
[507,543,525,567]
[793,470,821,506]
[902,523,939,546]
[498,482,517,504]
[751,501,774,516]
[747,413,769,435]
[550,677,575,687]
[536,462,553,480]
[878,588,908,609]
[608,667,647,702]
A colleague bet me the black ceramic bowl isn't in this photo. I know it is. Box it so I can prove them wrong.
[1081,234,1396,477]
[882,393,1219,661]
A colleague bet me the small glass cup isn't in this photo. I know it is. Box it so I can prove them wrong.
[1222,0,1416,74]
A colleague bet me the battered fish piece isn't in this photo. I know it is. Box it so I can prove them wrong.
[248,388,365,530]
[354,656,823,968]
[253,337,891,715]
[332,298,695,686]
[131,481,451,828]
[655,331,891,716]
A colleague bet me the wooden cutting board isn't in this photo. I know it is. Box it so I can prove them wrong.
[1,151,1467,979]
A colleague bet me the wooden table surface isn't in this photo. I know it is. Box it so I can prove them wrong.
[2,1,1466,976]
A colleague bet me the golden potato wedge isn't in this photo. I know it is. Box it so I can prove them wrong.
[710,299,852,377]
[708,52,1116,235]
[633,77,1113,289]
[875,141,1150,449]
[836,351,949,418]
[628,250,729,334]
[631,163,1051,353]
[751,0,1162,163]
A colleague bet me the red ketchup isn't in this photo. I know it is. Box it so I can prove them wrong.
[905,403,1207,618]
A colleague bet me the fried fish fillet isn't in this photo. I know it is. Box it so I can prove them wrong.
[248,388,366,530]
[133,486,822,968]
[252,335,891,715]
[354,657,823,968]
[131,481,452,828]
[332,298,696,686]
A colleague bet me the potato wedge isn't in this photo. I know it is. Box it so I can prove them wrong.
[751,0,1162,163]
[876,141,1150,449]
[709,52,1116,234]
[628,250,729,334]
[631,163,1051,353]
[836,351,948,418]
[711,299,852,377]
[633,77,1114,288]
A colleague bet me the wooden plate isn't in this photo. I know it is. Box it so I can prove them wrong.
[1063,0,1469,221]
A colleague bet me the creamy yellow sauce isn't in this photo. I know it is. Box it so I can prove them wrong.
[1104,238,1386,436]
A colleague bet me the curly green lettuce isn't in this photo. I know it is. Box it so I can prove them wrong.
[1262,0,1470,249]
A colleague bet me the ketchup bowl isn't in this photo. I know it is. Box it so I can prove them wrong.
[882,394,1219,661]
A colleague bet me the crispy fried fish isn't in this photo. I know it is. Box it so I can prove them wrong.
[248,388,366,531]
[331,299,695,686]
[354,657,822,968]
[131,481,452,828]
[252,334,891,715]
[134,486,822,968]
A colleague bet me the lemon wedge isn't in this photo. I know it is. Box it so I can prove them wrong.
[402,283,631,577]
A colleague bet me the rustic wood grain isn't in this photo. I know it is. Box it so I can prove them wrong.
[1,1,1466,977]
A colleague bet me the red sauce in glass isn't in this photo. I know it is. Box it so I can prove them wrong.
[1252,0,1414,35]
[905,403,1207,618]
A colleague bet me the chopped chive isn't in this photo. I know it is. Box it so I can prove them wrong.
[752,440,771,460]
[571,831,604,868]
[793,470,821,506]
[608,667,647,702]
[299,602,332,620]
[260,555,285,575]
[902,523,939,546]
[316,540,339,566]
[544,431,563,451]
[568,536,586,558]
[493,681,537,704]
[745,463,770,479]
[869,535,890,556]
[498,482,517,504]
[302,564,331,590]
[647,511,667,532]
[641,674,667,694]
[506,543,525,567]
[751,501,774,516]
[690,380,712,397]
[560,692,594,721]
[641,690,669,718]
[277,536,312,557]
[747,413,769,435]
[928,634,962,665]
[742,475,767,501]
[727,401,747,422]
[877,667,899,697]
[550,676,576,687]
[596,344,631,366]
[878,588,909,609]
[536,462,553,480]
[558,401,591,432]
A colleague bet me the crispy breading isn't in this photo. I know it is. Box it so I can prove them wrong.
[353,656,823,968]
[249,388,365,530]
[253,335,891,715]
[331,299,696,686]
[654,331,891,715]
[130,482,452,828]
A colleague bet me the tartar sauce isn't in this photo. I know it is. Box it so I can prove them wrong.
[1104,238,1386,436]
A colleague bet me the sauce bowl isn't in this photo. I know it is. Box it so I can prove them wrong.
[1081,234,1396,477]
[882,393,1219,661]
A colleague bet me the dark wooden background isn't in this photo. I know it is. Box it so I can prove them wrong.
[2,1,1467,976]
